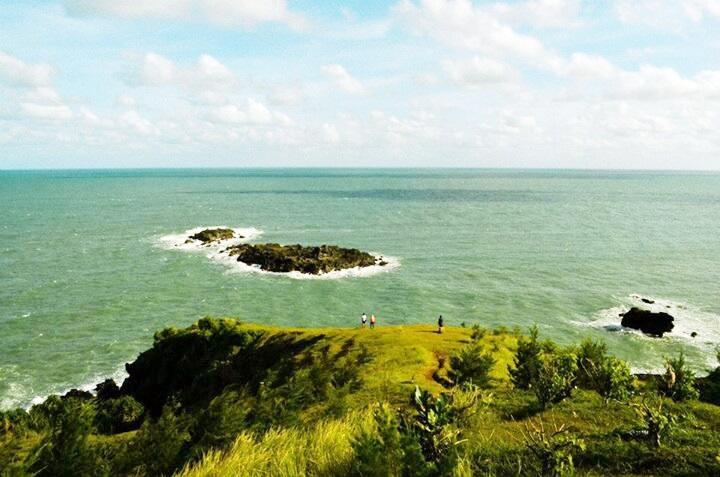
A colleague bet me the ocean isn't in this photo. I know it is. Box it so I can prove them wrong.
[1,168,719,409]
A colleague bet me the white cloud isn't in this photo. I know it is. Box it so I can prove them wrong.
[321,123,340,143]
[560,55,720,101]
[119,110,159,136]
[20,102,73,120]
[19,86,73,120]
[128,53,237,91]
[65,0,307,30]
[615,0,720,29]
[0,51,55,87]
[322,64,365,94]
[444,57,517,86]
[488,0,581,28]
[395,0,562,69]
[210,98,291,125]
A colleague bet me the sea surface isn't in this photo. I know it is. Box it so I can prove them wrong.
[2,168,720,409]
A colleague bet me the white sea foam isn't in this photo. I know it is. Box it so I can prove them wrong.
[0,364,130,411]
[577,294,720,369]
[159,226,400,280]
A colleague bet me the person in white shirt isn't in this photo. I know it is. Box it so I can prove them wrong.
[361,313,367,327]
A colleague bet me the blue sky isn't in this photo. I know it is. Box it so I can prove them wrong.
[1,0,720,169]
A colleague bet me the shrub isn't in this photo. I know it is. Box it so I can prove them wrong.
[27,398,98,477]
[658,351,699,402]
[510,326,543,390]
[449,343,496,387]
[470,324,487,342]
[632,398,677,448]
[699,347,720,405]
[409,387,463,471]
[94,395,144,434]
[125,404,191,476]
[576,339,635,401]
[522,419,585,477]
[534,351,578,409]
[352,404,405,476]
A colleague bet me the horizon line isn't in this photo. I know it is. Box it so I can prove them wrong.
[2,166,720,173]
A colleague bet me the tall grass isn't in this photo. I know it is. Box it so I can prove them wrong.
[177,410,373,477]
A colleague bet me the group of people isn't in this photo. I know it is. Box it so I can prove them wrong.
[360,312,445,334]
[360,313,377,328]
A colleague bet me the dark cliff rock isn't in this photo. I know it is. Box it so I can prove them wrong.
[620,307,674,337]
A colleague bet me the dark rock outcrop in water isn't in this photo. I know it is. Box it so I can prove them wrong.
[620,307,674,337]
[190,228,236,243]
[224,243,380,275]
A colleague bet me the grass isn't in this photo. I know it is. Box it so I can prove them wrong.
[229,321,518,406]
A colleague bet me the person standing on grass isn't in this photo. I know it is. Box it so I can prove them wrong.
[361,313,367,327]
[438,315,444,334]
[370,314,376,329]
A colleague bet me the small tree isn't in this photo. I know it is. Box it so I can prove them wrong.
[534,352,578,409]
[576,339,635,401]
[449,343,496,387]
[658,351,699,402]
[510,326,543,390]
[632,398,676,448]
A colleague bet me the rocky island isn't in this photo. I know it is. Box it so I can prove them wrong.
[620,307,675,337]
[187,227,237,244]
[224,243,387,275]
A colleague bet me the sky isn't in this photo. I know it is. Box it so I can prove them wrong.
[1,0,720,170]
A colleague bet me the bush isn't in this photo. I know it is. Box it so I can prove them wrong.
[576,339,635,401]
[510,326,543,390]
[699,347,720,405]
[28,398,99,477]
[632,398,677,448]
[352,404,417,477]
[658,351,698,402]
[534,351,578,409]
[522,419,585,477]
[125,404,191,476]
[470,324,487,342]
[449,343,496,387]
[94,395,144,434]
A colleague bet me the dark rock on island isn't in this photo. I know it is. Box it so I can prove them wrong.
[620,307,674,337]
[190,228,236,243]
[224,243,380,275]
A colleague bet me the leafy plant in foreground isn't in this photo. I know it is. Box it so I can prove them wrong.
[521,419,585,477]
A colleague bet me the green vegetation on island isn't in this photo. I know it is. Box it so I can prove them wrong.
[2,319,720,476]
[224,243,384,274]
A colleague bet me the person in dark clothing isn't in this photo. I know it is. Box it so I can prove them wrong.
[438,315,444,334]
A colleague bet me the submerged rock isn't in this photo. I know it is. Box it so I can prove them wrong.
[640,298,655,304]
[224,243,380,274]
[190,228,235,243]
[620,307,674,337]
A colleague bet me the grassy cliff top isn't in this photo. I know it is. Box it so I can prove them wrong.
[4,318,720,477]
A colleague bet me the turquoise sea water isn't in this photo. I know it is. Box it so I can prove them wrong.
[2,168,720,409]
